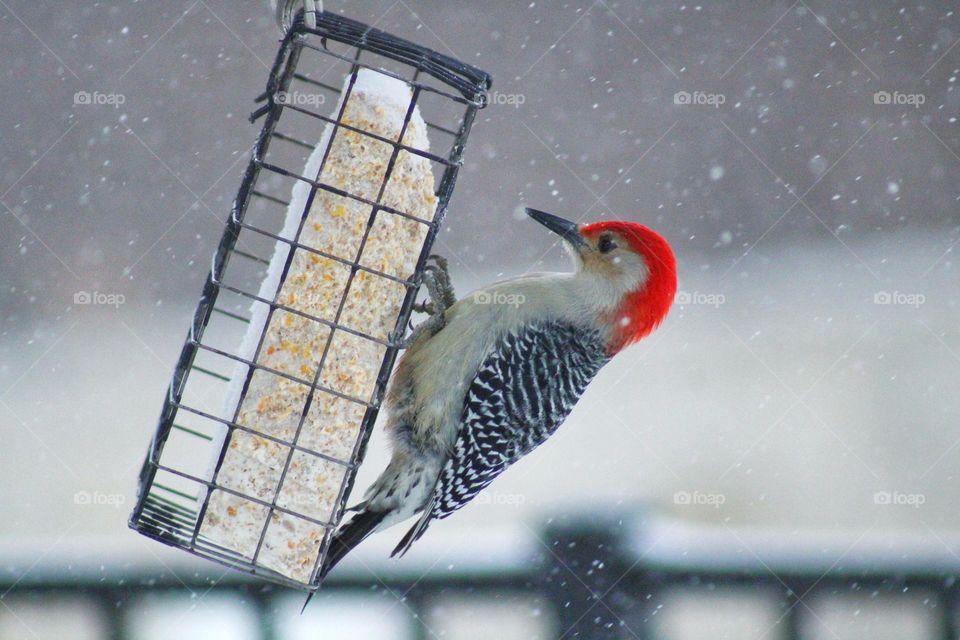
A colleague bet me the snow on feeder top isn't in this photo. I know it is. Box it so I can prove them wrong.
[128,10,491,591]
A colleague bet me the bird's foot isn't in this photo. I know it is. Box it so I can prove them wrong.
[396,256,456,349]
[411,255,455,314]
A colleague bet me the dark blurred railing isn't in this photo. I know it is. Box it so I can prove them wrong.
[543,514,960,640]
[4,512,960,639]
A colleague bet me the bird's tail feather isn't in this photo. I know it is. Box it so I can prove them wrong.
[390,499,434,559]
[319,509,386,580]
[303,511,384,613]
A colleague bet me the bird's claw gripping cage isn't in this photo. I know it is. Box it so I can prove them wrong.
[129,11,490,591]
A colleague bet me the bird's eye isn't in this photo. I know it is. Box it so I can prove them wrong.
[598,235,617,254]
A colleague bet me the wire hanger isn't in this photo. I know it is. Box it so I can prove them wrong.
[272,0,320,32]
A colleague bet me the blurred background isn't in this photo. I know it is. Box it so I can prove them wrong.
[1,1,959,638]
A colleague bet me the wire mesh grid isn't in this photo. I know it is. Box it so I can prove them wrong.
[129,11,491,591]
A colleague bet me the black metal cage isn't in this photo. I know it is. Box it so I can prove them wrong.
[129,11,491,591]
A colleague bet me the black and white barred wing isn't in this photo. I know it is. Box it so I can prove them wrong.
[431,321,610,520]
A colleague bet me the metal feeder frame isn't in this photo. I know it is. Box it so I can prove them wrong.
[129,11,491,591]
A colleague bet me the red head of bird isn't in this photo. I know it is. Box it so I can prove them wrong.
[526,208,677,354]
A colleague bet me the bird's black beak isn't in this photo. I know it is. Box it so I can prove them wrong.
[525,208,586,248]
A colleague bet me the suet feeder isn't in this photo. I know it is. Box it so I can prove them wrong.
[128,10,491,591]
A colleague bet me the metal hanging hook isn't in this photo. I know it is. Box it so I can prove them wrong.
[271,0,320,32]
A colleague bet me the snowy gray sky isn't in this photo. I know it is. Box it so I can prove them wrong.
[1,1,957,314]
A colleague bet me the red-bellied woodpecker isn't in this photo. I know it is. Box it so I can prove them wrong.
[320,207,677,578]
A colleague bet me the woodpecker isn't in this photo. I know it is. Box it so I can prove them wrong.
[320,207,677,578]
